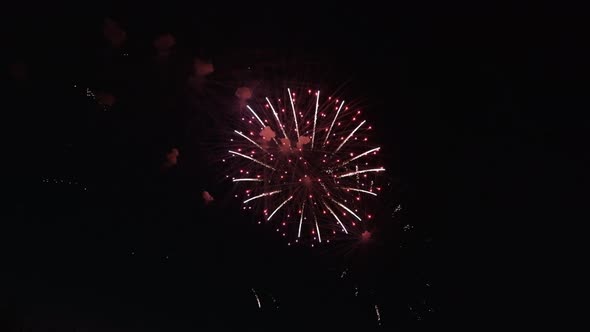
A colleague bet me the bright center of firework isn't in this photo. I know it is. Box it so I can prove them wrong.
[302,175,313,186]
[294,148,336,194]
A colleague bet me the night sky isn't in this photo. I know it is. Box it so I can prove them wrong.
[1,2,588,330]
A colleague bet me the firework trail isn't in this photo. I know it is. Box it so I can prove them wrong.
[375,304,382,325]
[252,288,261,309]
[226,87,385,244]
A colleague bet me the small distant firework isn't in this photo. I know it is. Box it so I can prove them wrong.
[227,87,385,244]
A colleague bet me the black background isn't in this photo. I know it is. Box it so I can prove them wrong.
[1,2,588,330]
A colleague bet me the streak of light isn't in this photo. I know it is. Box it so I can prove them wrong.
[323,201,348,234]
[330,198,362,221]
[311,90,320,149]
[334,120,366,154]
[229,150,276,171]
[246,105,265,128]
[298,202,305,238]
[234,130,267,152]
[252,288,261,308]
[268,196,293,221]
[266,97,289,139]
[340,147,380,166]
[323,100,345,147]
[288,88,300,139]
[232,178,263,182]
[375,304,381,325]
[314,213,321,243]
[243,190,282,204]
[341,187,377,196]
[336,167,385,178]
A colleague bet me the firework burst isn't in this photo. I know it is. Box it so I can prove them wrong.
[225,87,385,245]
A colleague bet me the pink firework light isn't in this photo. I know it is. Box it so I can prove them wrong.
[227,87,385,245]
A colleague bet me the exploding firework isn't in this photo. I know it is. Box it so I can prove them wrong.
[225,87,385,245]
